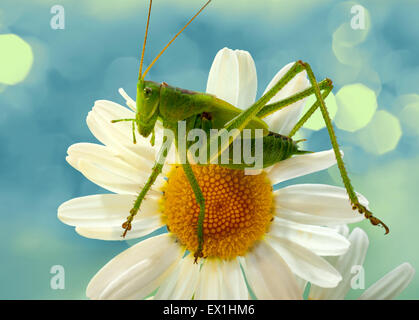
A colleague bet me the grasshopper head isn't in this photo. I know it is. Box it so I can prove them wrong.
[136,80,161,137]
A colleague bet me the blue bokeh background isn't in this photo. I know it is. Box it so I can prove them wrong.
[0,0,418,299]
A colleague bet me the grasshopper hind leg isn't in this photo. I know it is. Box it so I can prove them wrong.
[291,61,389,234]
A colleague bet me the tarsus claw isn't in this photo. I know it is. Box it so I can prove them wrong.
[352,203,389,235]
[194,249,203,264]
[369,216,390,235]
[121,221,132,238]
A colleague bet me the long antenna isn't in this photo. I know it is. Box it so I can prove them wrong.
[139,0,153,80]
[142,0,212,79]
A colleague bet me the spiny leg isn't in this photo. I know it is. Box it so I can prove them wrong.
[256,78,332,119]
[244,62,388,233]
[121,134,173,237]
[295,61,389,234]
[287,78,333,137]
[111,118,137,144]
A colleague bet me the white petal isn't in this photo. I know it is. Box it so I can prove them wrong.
[67,142,166,193]
[235,50,258,109]
[275,184,367,226]
[86,234,183,299]
[262,62,310,135]
[194,259,247,300]
[267,236,342,288]
[74,158,161,195]
[243,241,301,300]
[359,263,415,300]
[86,101,158,165]
[334,224,350,238]
[206,48,257,109]
[154,255,200,300]
[58,194,163,240]
[87,102,175,175]
[91,101,153,152]
[219,259,248,300]
[206,48,239,105]
[268,218,350,256]
[267,149,339,184]
[75,224,162,241]
[194,259,223,300]
[309,228,369,300]
[67,143,159,185]
[58,193,159,226]
[118,88,136,111]
[94,99,135,120]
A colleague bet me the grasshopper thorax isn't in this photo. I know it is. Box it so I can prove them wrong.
[136,79,161,137]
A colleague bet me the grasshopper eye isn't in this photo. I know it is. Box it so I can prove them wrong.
[144,87,153,96]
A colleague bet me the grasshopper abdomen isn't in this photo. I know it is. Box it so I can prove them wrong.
[221,131,310,170]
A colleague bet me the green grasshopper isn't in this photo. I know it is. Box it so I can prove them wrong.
[112,0,389,261]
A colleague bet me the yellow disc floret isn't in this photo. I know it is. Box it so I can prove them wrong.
[162,164,274,260]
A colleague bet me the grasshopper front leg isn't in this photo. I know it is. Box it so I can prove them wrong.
[111,118,137,144]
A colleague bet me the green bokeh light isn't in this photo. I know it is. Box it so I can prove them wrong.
[335,83,377,132]
[0,34,33,85]
[332,40,363,67]
[400,102,419,136]
[356,110,402,155]
[332,17,370,48]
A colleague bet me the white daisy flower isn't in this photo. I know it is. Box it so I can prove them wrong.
[58,47,369,300]
[308,226,415,300]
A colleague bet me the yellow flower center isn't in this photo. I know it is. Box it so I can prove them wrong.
[162,164,274,260]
